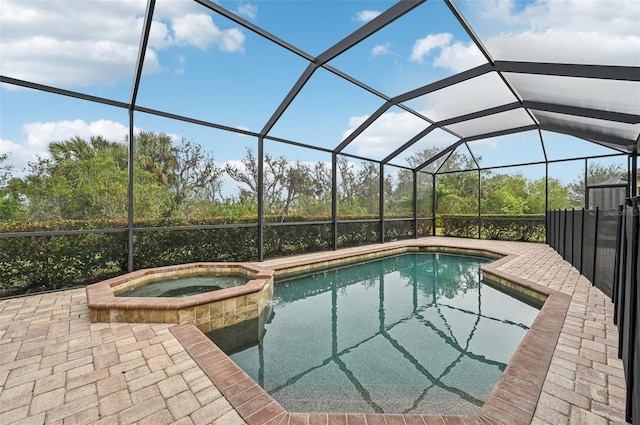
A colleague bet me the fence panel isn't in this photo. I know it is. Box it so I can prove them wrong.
[564,210,574,263]
[572,210,583,273]
[594,210,618,298]
[582,210,597,283]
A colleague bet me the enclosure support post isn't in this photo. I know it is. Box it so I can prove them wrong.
[332,153,338,250]
[127,111,135,272]
[380,162,385,244]
[413,170,418,239]
[257,137,264,261]
[584,158,589,209]
[478,169,482,239]
[545,163,549,244]
[579,208,585,273]
[126,0,155,272]
[432,173,437,236]
[592,207,599,283]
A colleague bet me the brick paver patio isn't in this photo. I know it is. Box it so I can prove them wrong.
[0,238,628,424]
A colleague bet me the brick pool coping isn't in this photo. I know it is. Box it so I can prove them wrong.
[169,242,571,425]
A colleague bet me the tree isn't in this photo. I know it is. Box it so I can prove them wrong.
[171,138,224,217]
[225,147,260,205]
[133,131,177,185]
[225,148,316,221]
[15,136,172,220]
[336,158,381,216]
[385,168,413,217]
[482,173,528,215]
[0,153,22,221]
[303,161,332,217]
[526,177,572,213]
[568,162,625,207]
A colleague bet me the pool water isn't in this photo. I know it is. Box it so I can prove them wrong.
[116,274,248,298]
[207,253,540,414]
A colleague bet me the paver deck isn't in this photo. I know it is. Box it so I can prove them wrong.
[0,238,628,424]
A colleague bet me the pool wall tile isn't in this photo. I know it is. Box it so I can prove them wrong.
[344,414,365,425]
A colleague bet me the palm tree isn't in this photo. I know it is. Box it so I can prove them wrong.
[133,131,177,185]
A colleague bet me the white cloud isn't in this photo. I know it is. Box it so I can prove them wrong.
[22,120,129,150]
[353,10,382,23]
[371,43,394,57]
[486,29,640,66]
[409,33,485,72]
[433,41,486,72]
[472,0,640,66]
[172,14,245,52]
[237,3,258,20]
[0,0,247,87]
[409,0,640,71]
[0,119,131,174]
[410,33,453,63]
[342,112,429,157]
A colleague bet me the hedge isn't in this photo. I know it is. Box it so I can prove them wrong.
[440,215,545,242]
[1,214,540,297]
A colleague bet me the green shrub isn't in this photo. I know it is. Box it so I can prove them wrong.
[1,214,543,297]
[441,214,545,242]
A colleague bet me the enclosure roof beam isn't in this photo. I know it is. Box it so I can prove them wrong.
[382,126,437,164]
[444,0,494,66]
[129,0,155,108]
[463,125,539,143]
[538,123,634,152]
[194,0,313,61]
[381,102,522,165]
[438,102,522,127]
[260,64,316,136]
[261,1,423,137]
[415,140,466,172]
[393,63,493,103]
[334,101,394,153]
[1,76,129,109]
[316,0,424,65]
[523,101,640,124]
[494,61,640,81]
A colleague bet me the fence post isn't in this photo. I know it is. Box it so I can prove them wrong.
[555,209,560,250]
[613,204,624,325]
[570,208,575,264]
[562,209,568,259]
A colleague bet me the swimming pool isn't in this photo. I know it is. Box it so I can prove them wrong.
[207,252,540,415]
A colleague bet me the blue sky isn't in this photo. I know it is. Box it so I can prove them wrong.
[1,0,637,192]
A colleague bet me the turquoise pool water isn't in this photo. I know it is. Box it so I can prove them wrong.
[117,274,247,298]
[207,252,540,414]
